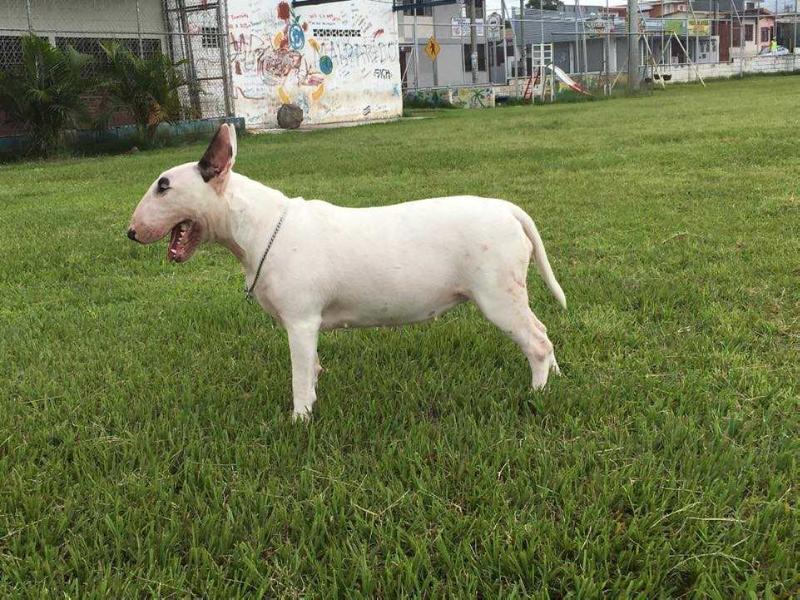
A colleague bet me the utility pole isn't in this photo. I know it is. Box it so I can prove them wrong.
[574,4,582,73]
[794,0,798,70]
[578,0,588,76]
[470,0,478,82]
[605,0,610,94]
[501,0,509,80]
[627,0,640,90]
[413,2,420,89]
[519,0,527,78]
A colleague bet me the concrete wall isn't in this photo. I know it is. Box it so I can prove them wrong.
[227,0,402,129]
[662,54,800,82]
[405,86,495,108]
[1,0,164,36]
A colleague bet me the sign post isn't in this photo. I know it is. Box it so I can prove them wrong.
[425,36,441,61]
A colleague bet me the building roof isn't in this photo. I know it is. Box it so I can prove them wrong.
[511,7,627,45]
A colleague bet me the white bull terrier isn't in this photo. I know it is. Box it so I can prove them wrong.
[128,124,566,420]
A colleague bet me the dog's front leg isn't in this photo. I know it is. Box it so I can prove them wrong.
[286,320,320,421]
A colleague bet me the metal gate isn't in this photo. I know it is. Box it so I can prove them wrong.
[162,0,233,119]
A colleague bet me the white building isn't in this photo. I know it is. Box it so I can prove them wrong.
[227,0,403,128]
[1,0,167,59]
[0,0,403,131]
[397,0,508,88]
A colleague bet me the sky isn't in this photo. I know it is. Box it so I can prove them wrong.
[486,0,789,14]
[486,0,631,8]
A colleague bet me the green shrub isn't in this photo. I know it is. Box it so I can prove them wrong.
[0,35,93,156]
[97,42,190,145]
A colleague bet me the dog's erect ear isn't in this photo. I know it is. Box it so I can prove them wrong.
[198,124,237,188]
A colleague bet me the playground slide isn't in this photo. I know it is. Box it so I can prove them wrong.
[546,64,591,95]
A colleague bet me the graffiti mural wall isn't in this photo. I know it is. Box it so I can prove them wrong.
[227,0,402,129]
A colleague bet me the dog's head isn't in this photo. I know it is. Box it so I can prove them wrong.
[127,123,238,263]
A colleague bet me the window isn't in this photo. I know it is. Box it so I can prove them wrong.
[745,24,754,42]
[55,37,162,77]
[463,43,487,71]
[760,27,771,42]
[733,25,741,47]
[0,36,23,73]
[402,2,433,16]
[201,26,220,49]
[496,40,514,64]
[745,1,755,9]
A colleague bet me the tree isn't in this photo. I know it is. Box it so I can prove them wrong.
[526,0,563,9]
[0,35,92,156]
[98,42,189,145]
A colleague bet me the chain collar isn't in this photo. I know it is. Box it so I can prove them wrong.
[244,204,289,300]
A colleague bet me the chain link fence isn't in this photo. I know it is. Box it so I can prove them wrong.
[398,2,800,102]
[0,0,233,136]
[397,7,639,103]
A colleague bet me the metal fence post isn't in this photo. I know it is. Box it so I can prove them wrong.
[25,0,33,32]
[519,0,526,78]
[216,0,234,117]
[794,0,798,70]
[136,0,144,57]
[176,0,202,115]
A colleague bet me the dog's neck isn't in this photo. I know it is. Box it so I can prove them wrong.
[217,172,291,271]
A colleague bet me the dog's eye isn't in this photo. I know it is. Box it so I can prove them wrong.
[157,177,170,194]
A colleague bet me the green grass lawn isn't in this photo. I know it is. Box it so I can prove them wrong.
[1,76,798,597]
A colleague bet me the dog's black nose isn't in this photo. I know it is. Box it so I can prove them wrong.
[127,228,137,241]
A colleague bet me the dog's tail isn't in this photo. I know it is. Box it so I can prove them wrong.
[510,205,567,310]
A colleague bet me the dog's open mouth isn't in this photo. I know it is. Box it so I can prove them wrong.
[167,220,201,262]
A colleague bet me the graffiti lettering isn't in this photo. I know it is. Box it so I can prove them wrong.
[322,40,397,67]
[373,68,392,79]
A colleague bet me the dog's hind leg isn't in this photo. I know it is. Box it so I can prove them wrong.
[287,320,321,421]
[314,354,323,386]
[472,285,558,390]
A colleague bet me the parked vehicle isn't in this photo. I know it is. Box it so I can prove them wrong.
[759,45,790,56]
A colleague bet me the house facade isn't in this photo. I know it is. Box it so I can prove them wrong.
[656,0,776,61]
[511,6,631,76]
[1,0,167,62]
[0,0,173,136]
[397,0,510,88]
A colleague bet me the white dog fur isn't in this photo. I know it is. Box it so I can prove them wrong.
[128,124,566,420]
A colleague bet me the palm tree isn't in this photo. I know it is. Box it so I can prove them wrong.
[0,35,92,156]
[97,42,189,145]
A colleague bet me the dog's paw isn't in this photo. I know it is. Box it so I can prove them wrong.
[550,356,561,376]
[291,409,312,423]
[532,353,560,390]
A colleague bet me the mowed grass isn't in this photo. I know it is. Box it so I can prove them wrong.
[1,76,799,598]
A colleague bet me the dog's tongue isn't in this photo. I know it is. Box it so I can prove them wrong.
[167,224,181,261]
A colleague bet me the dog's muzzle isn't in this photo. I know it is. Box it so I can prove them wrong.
[127,228,137,242]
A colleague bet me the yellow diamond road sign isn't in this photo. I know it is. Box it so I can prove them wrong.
[425,36,441,61]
